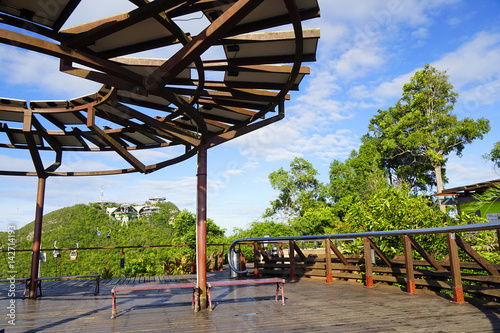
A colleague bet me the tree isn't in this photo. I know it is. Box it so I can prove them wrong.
[484,141,500,170]
[329,140,386,202]
[265,157,325,222]
[365,64,490,210]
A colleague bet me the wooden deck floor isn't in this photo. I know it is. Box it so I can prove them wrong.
[1,270,499,332]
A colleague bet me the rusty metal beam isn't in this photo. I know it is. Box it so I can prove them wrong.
[0,29,145,88]
[207,112,284,148]
[87,107,146,173]
[196,143,208,309]
[62,0,187,48]
[23,110,46,178]
[108,103,201,146]
[29,177,47,298]
[145,0,265,91]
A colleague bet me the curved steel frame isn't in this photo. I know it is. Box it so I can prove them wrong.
[0,0,320,305]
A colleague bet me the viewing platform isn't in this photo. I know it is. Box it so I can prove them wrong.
[1,268,499,332]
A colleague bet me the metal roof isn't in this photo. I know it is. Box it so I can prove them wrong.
[436,179,500,196]
[0,0,320,177]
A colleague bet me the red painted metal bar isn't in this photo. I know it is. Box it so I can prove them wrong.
[325,239,333,283]
[196,143,208,309]
[111,282,196,318]
[447,233,465,303]
[29,177,46,299]
[289,240,296,282]
[363,237,374,288]
[206,278,285,310]
[403,235,416,294]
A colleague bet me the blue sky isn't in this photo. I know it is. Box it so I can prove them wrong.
[1,0,500,234]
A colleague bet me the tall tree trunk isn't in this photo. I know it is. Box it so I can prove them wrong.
[434,163,446,212]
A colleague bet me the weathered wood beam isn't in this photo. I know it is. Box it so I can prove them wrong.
[455,235,499,276]
[408,235,447,272]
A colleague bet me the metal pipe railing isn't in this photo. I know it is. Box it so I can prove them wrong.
[227,221,500,275]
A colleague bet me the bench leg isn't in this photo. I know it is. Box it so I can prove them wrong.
[94,277,100,295]
[111,291,117,319]
[207,286,212,311]
[194,288,199,312]
[37,281,42,297]
[22,281,28,299]
[275,282,285,305]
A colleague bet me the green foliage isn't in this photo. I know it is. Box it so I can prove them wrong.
[485,141,500,169]
[0,202,227,278]
[265,157,326,222]
[329,141,386,202]
[334,185,451,257]
[364,64,490,195]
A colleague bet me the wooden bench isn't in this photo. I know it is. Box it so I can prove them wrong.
[36,274,100,297]
[111,282,197,319]
[206,277,285,310]
[0,277,30,299]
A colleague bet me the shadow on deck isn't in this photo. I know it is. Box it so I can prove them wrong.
[1,269,499,332]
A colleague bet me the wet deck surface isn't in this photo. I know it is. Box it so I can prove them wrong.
[1,270,499,332]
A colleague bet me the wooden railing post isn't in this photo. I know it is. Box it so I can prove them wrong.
[289,240,296,282]
[253,242,260,277]
[325,239,333,283]
[447,233,465,303]
[363,237,373,288]
[403,235,416,294]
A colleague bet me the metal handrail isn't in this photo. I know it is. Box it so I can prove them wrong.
[227,221,500,275]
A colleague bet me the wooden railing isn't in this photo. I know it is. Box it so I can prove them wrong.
[228,222,500,303]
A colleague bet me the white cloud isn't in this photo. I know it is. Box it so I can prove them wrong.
[412,27,429,40]
[445,155,498,188]
[0,45,100,100]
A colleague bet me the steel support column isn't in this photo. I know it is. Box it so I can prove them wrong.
[196,144,208,309]
[29,177,47,298]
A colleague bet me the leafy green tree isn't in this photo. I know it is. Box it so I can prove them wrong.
[329,141,386,202]
[365,64,490,210]
[335,184,450,257]
[265,157,325,222]
[484,141,500,170]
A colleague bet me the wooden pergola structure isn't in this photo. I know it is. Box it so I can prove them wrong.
[0,0,319,307]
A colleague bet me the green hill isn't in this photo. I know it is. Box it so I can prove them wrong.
[0,201,226,278]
